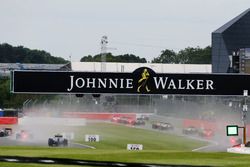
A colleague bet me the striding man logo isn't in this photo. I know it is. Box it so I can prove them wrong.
[137,68,151,93]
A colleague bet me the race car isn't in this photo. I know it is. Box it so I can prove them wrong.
[110,116,121,123]
[229,137,242,147]
[0,128,12,137]
[133,118,146,126]
[118,116,135,125]
[16,130,33,140]
[182,126,199,135]
[48,134,68,147]
[152,122,174,130]
[198,128,214,138]
[138,115,149,121]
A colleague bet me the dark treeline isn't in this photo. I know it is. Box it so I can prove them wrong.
[80,46,211,64]
[0,43,211,64]
[80,53,147,63]
[0,77,54,108]
[0,43,68,64]
[0,43,68,108]
[152,46,211,64]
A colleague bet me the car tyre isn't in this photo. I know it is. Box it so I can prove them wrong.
[48,138,54,147]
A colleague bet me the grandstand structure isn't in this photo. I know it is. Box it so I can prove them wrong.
[0,63,70,77]
[71,62,211,73]
[1,62,211,76]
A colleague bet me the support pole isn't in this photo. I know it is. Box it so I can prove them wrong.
[242,90,248,145]
[243,126,247,145]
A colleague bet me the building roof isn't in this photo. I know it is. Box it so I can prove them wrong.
[0,63,70,71]
[213,8,250,33]
[0,62,211,74]
[71,62,211,73]
[0,63,70,77]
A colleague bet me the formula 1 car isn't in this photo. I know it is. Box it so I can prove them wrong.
[133,118,146,126]
[16,130,33,140]
[48,134,68,147]
[229,137,242,147]
[152,122,174,130]
[138,115,149,121]
[118,117,135,125]
[110,116,121,123]
[198,128,214,138]
[182,126,199,135]
[0,128,12,137]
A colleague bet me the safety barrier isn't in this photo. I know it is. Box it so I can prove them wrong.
[63,112,136,120]
[0,117,18,124]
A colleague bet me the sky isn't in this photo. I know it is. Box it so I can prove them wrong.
[0,0,249,62]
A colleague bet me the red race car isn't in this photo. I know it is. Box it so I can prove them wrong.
[198,129,214,138]
[16,130,33,140]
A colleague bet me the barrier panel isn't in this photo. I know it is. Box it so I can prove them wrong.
[183,119,250,137]
[0,117,18,124]
[63,112,136,120]
[183,119,216,130]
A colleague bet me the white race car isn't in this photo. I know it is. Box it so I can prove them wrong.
[0,128,12,137]
[48,134,68,147]
[16,130,33,140]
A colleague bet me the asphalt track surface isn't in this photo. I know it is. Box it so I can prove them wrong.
[0,133,213,167]
[0,128,213,167]
[133,123,229,152]
[0,136,93,148]
[0,118,228,167]
[0,155,212,167]
[147,115,231,152]
[1,117,230,151]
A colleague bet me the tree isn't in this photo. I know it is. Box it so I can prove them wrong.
[151,49,177,63]
[80,53,147,63]
[151,46,211,64]
[178,46,211,64]
[0,78,9,107]
[80,55,94,62]
[0,43,68,64]
[0,77,55,108]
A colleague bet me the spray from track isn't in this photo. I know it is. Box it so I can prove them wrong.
[19,95,246,151]
[15,103,87,146]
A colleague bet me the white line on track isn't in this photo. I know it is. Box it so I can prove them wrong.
[4,158,19,162]
[192,140,218,152]
[70,142,96,149]
[38,160,55,163]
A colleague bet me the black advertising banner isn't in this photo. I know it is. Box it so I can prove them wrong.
[11,67,250,96]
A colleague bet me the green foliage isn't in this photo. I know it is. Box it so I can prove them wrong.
[151,49,177,63]
[152,46,211,64]
[80,53,147,63]
[0,77,10,107]
[178,46,211,64]
[0,43,68,64]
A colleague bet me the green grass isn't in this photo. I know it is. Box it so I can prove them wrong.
[1,147,250,167]
[74,122,206,150]
[0,122,250,167]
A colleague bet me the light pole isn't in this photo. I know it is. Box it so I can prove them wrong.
[101,36,108,72]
